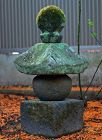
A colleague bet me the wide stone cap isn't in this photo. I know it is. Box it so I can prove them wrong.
[14,43,88,75]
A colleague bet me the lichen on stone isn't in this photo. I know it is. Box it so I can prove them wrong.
[40,31,62,43]
[14,43,88,75]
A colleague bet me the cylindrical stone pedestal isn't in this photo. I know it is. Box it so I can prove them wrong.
[21,99,84,138]
[32,75,72,101]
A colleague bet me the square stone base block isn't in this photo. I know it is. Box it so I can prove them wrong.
[21,99,84,138]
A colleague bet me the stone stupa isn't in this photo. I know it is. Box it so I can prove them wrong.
[14,5,88,138]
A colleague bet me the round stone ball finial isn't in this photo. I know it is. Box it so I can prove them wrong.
[36,5,66,33]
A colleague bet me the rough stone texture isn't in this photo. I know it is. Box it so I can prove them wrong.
[21,99,84,138]
[36,5,66,32]
[32,75,72,101]
[40,31,62,43]
[14,43,88,75]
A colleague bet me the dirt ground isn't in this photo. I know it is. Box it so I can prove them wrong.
[0,93,102,140]
[0,86,101,92]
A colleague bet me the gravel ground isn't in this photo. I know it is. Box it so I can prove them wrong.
[0,94,102,140]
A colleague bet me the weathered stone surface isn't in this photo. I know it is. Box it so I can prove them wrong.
[14,43,88,75]
[40,31,62,43]
[21,99,84,138]
[36,5,66,32]
[32,75,72,101]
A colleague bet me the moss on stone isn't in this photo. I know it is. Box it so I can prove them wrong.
[36,5,66,32]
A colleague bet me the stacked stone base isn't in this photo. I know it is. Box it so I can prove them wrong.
[21,99,84,138]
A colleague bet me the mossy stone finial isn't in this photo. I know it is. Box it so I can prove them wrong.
[36,5,66,33]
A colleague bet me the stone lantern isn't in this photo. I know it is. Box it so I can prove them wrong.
[14,5,88,138]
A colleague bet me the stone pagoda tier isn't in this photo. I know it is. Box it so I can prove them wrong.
[14,5,88,138]
[14,43,88,75]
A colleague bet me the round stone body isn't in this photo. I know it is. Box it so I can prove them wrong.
[32,75,72,101]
